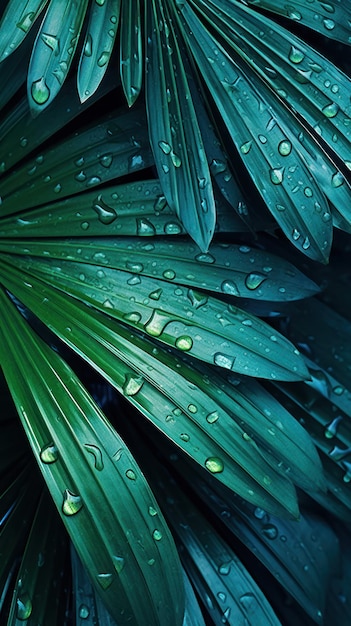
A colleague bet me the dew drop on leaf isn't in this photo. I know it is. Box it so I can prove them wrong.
[31,77,50,105]
[84,444,104,470]
[245,272,267,290]
[16,592,32,620]
[79,604,90,619]
[175,336,193,351]
[40,443,58,464]
[96,573,113,589]
[205,457,224,473]
[153,529,163,541]
[62,490,83,516]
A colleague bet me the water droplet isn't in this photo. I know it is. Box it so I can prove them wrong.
[214,353,235,369]
[222,607,231,623]
[153,529,162,541]
[164,221,182,234]
[148,506,157,516]
[163,269,176,280]
[149,288,162,300]
[239,593,255,609]
[158,140,171,154]
[322,102,339,118]
[218,562,231,575]
[195,253,215,264]
[254,507,266,519]
[210,159,226,175]
[240,140,252,154]
[96,573,113,589]
[289,46,305,64]
[62,490,83,516]
[40,442,58,463]
[103,299,114,309]
[331,171,344,187]
[31,77,50,105]
[287,8,302,20]
[333,385,344,396]
[188,289,208,309]
[292,228,301,241]
[124,311,141,323]
[206,411,219,424]
[343,461,351,482]
[123,374,144,396]
[245,272,267,290]
[16,592,32,620]
[79,604,90,619]
[171,151,182,167]
[87,176,101,187]
[325,416,343,439]
[175,336,193,351]
[205,457,224,473]
[144,310,169,337]
[97,51,110,67]
[180,433,190,442]
[84,444,104,470]
[188,404,197,414]
[126,469,137,480]
[258,134,267,143]
[54,183,62,193]
[100,154,113,168]
[262,523,278,539]
[112,555,125,574]
[221,280,240,296]
[75,170,86,182]
[329,446,351,461]
[217,592,227,603]
[323,18,335,30]
[278,140,292,156]
[136,217,156,235]
[93,197,117,224]
[270,167,284,184]
[17,12,35,33]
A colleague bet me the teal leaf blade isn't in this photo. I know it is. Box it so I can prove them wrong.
[27,0,90,114]
[0,252,309,382]
[120,0,142,107]
[78,0,121,103]
[146,0,216,251]
[0,288,185,626]
[0,0,48,62]
[178,3,333,261]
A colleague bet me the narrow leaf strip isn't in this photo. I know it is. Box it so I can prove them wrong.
[0,0,48,62]
[120,0,142,106]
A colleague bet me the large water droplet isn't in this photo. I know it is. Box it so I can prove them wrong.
[206,411,219,424]
[270,167,284,184]
[144,310,169,337]
[84,444,104,470]
[289,46,305,63]
[240,140,252,154]
[323,18,335,30]
[322,102,339,118]
[245,272,267,290]
[205,457,224,473]
[324,416,343,439]
[126,469,137,480]
[278,140,292,156]
[62,490,83,516]
[97,51,110,67]
[93,196,117,224]
[331,171,344,187]
[40,442,58,463]
[218,562,231,575]
[100,154,113,168]
[188,289,208,309]
[153,529,162,541]
[262,523,278,540]
[136,217,156,236]
[16,592,32,620]
[221,280,240,296]
[158,140,171,154]
[41,33,60,54]
[175,336,193,351]
[214,353,235,369]
[112,555,125,574]
[239,592,256,609]
[123,374,144,396]
[31,77,50,105]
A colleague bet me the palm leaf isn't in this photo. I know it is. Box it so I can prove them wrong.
[0,0,48,62]
[120,0,142,107]
[0,288,185,626]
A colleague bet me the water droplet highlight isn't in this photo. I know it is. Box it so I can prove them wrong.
[40,443,58,463]
[205,457,224,473]
[62,489,83,516]
[16,592,32,620]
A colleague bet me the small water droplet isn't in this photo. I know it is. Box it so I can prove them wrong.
[323,18,335,30]
[331,171,344,187]
[289,46,305,63]
[325,416,343,439]
[245,272,267,290]
[100,153,113,168]
[221,607,231,623]
[163,269,176,280]
[96,573,113,589]
[79,604,90,619]
[31,77,50,105]
[40,442,58,463]
[16,592,32,620]
[126,469,137,480]
[84,444,104,470]
[205,457,224,473]
[148,506,157,516]
[206,411,219,424]
[195,253,215,264]
[171,151,182,167]
[144,309,169,337]
[292,228,301,241]
[180,433,190,442]
[214,353,235,369]
[217,592,227,603]
[287,8,302,20]
[175,336,193,351]
[218,562,231,575]
[93,197,117,224]
[322,102,339,118]
[112,555,125,574]
[153,529,162,541]
[124,311,141,324]
[210,159,227,175]
[258,134,267,143]
[239,593,255,609]
[254,507,266,519]
[221,280,240,296]
[158,140,171,154]
[240,140,252,154]
[123,373,144,396]
[278,140,292,156]
[136,217,156,235]
[262,523,278,539]
[270,167,284,184]
[62,490,83,516]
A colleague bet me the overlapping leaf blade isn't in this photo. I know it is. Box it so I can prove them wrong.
[244,0,351,45]
[0,259,324,517]
[0,0,48,62]
[0,288,185,626]
[146,0,216,251]
[120,0,142,107]
[0,236,319,301]
[0,106,153,217]
[0,250,308,381]
[178,3,333,261]
[7,490,68,625]
[78,0,120,103]
[27,0,90,114]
